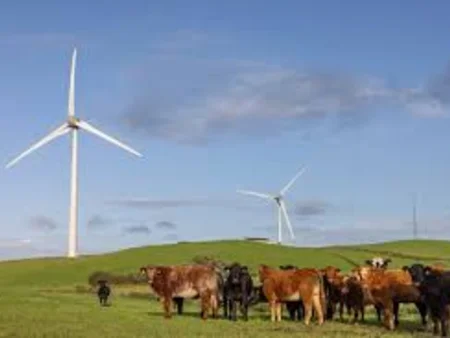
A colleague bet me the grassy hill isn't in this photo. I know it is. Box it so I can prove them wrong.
[1,239,449,337]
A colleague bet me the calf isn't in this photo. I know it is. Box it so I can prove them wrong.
[320,266,345,320]
[353,265,427,330]
[223,263,253,321]
[279,265,304,321]
[140,264,220,319]
[341,274,376,323]
[259,264,326,325]
[405,264,450,336]
[97,280,111,306]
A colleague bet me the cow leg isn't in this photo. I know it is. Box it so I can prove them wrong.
[223,295,229,319]
[375,305,382,322]
[351,305,358,324]
[285,302,296,321]
[210,293,219,319]
[339,299,344,321]
[415,301,428,327]
[163,297,172,319]
[240,299,249,321]
[173,298,183,315]
[393,301,399,327]
[382,301,395,331]
[440,311,448,337]
[298,301,304,321]
[200,291,212,320]
[303,299,313,326]
[276,302,282,322]
[230,299,237,321]
[312,293,324,325]
[269,301,276,322]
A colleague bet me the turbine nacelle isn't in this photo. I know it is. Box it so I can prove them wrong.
[68,116,80,129]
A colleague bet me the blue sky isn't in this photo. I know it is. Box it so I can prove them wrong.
[1,1,450,260]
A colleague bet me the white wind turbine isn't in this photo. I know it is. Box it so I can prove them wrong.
[237,166,307,244]
[5,48,143,258]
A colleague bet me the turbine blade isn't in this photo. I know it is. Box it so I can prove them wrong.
[280,200,295,240]
[236,190,272,200]
[280,166,307,195]
[5,123,70,169]
[68,48,77,117]
[77,120,143,157]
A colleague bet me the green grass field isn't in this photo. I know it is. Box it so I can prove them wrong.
[1,239,449,337]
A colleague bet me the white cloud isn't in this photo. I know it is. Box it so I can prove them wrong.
[123,62,450,145]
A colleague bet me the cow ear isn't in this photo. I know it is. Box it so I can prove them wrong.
[402,266,409,271]
[336,268,341,273]
[385,258,392,264]
[364,260,372,266]
[139,266,147,274]
[241,266,248,272]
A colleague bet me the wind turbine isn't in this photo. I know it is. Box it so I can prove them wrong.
[5,48,143,258]
[237,166,307,244]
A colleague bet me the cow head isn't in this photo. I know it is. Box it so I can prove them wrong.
[365,257,392,269]
[97,279,108,287]
[402,264,426,285]
[351,266,372,282]
[139,265,158,282]
[258,264,270,283]
[225,263,245,285]
[321,266,342,284]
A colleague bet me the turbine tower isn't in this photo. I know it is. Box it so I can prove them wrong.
[5,48,143,258]
[237,166,306,244]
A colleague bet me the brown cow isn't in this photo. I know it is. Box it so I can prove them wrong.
[258,265,326,325]
[140,264,220,319]
[352,265,427,330]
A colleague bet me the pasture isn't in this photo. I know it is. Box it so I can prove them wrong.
[1,239,449,337]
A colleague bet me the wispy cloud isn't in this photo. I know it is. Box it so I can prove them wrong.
[122,60,450,145]
[155,221,177,230]
[295,200,333,218]
[29,215,57,232]
[108,198,208,208]
[87,215,114,229]
[106,197,259,211]
[123,225,151,235]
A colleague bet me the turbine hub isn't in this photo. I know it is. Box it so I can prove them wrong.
[68,116,80,129]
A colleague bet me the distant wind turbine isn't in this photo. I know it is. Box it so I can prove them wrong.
[5,48,143,258]
[237,166,307,244]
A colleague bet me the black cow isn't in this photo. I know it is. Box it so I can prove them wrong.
[279,265,304,321]
[404,264,450,336]
[97,280,111,306]
[223,263,253,321]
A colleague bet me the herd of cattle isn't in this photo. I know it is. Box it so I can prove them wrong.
[135,257,450,336]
